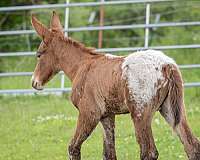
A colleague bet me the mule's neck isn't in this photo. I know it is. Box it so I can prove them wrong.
[58,42,96,81]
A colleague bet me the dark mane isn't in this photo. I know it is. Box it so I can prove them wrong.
[63,36,101,56]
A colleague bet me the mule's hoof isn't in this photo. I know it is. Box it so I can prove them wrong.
[68,145,81,160]
[103,155,117,160]
[69,155,81,160]
[141,150,159,160]
[189,152,200,160]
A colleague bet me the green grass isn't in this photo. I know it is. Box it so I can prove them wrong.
[0,88,200,160]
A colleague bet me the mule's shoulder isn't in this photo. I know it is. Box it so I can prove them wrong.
[71,63,92,108]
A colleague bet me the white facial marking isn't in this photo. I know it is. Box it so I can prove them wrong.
[105,53,123,59]
[122,49,176,109]
[31,75,40,83]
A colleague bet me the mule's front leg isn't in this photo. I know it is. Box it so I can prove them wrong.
[68,113,100,160]
[101,115,117,160]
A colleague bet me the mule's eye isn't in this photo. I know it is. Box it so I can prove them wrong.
[36,54,41,58]
[36,51,43,58]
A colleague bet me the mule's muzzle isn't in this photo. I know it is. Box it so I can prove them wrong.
[31,78,43,90]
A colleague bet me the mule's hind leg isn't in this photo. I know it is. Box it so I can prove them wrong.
[129,106,158,160]
[176,117,200,160]
[101,115,117,160]
[160,96,200,160]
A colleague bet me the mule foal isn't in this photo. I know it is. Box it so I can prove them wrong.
[30,12,200,160]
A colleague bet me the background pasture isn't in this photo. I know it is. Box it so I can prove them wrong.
[0,0,200,159]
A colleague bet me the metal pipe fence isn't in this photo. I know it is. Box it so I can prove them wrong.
[0,82,199,95]
[0,0,172,12]
[1,63,200,78]
[1,21,200,36]
[0,0,200,95]
[2,44,200,57]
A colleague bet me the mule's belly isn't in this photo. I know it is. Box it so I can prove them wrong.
[103,94,129,115]
[111,104,129,114]
[102,103,129,116]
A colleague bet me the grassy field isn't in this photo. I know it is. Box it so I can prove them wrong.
[0,88,200,160]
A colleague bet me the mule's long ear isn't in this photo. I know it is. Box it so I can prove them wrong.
[50,11,63,31]
[31,15,50,38]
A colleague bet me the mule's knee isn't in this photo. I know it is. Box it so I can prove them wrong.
[68,143,81,160]
[141,149,159,160]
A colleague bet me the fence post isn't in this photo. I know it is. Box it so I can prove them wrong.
[98,0,104,49]
[144,3,150,49]
[61,0,70,93]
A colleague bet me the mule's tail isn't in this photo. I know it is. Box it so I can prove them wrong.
[161,64,200,160]
[168,64,183,127]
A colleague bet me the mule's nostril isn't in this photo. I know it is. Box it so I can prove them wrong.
[32,80,43,90]
[32,80,38,89]
[32,80,35,88]
[32,80,37,89]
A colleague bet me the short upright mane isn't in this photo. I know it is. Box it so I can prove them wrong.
[63,36,100,56]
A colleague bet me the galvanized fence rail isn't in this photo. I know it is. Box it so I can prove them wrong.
[0,0,172,12]
[0,0,200,95]
[1,21,200,36]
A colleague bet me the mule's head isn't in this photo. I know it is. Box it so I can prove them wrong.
[31,11,64,90]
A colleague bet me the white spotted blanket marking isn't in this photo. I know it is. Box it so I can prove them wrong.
[121,50,176,108]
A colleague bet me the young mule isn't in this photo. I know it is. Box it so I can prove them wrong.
[31,11,200,160]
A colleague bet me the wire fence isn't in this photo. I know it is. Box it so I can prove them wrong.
[0,0,200,95]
